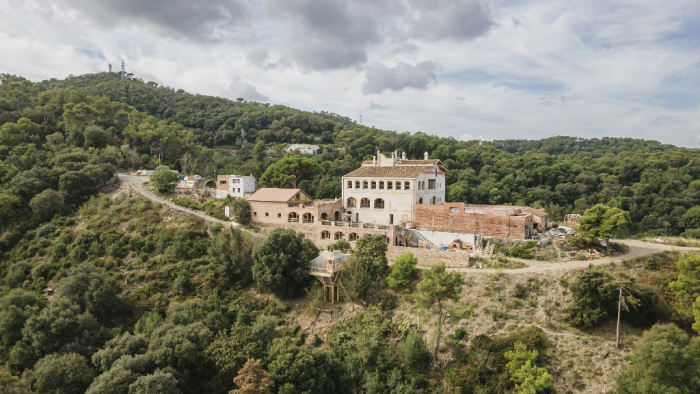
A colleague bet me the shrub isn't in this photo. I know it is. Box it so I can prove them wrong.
[228,198,251,225]
[387,252,419,291]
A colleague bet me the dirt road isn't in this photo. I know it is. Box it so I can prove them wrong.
[441,239,700,274]
[117,173,237,227]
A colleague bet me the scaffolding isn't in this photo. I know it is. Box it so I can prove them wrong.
[309,251,350,304]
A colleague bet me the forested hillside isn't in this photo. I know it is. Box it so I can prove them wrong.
[41,72,700,236]
[2,72,700,393]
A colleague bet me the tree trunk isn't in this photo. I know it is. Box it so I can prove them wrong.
[616,286,622,350]
[434,301,443,362]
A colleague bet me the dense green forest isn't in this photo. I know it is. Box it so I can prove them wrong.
[42,72,700,237]
[2,72,700,393]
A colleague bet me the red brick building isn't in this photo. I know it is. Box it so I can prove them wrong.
[415,202,535,239]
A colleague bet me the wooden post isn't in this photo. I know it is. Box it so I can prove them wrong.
[616,286,622,350]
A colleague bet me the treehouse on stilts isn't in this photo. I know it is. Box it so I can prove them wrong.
[309,251,350,304]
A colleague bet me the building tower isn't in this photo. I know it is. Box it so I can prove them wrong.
[108,63,112,73]
[121,61,126,80]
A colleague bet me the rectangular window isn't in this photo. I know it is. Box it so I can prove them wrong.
[363,181,368,189]
[379,181,384,189]
[396,181,401,190]
[232,179,240,184]
[371,181,376,189]
[404,181,410,190]
[219,180,227,185]
[356,181,360,188]
[347,181,352,189]
[387,181,393,190]
[428,179,436,189]
[265,212,269,217]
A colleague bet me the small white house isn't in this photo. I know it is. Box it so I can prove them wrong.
[285,144,321,155]
[216,175,256,199]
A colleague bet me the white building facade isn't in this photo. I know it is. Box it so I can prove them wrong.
[286,144,321,155]
[341,151,446,225]
[216,175,256,199]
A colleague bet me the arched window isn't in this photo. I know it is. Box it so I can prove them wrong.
[418,198,423,204]
[303,213,314,223]
[321,230,330,239]
[374,198,385,209]
[404,181,410,190]
[349,233,358,241]
[334,232,344,240]
[288,212,299,222]
[360,198,370,208]
[347,197,356,208]
[321,212,328,220]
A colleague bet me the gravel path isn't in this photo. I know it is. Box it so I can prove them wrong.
[117,174,238,227]
[440,239,700,274]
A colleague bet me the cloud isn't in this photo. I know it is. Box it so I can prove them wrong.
[247,46,271,67]
[55,0,250,41]
[266,0,384,71]
[367,101,388,110]
[362,61,437,94]
[222,82,269,102]
[406,0,494,41]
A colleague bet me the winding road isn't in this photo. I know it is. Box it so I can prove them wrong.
[117,173,238,227]
[118,173,699,274]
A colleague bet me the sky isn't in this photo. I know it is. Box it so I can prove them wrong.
[1,0,699,148]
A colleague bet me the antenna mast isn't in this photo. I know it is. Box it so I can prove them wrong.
[121,61,126,80]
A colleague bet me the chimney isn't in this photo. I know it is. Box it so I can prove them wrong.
[424,151,429,160]
[402,151,406,160]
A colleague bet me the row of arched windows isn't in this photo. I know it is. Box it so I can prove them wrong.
[347,197,384,209]
[288,212,315,223]
[321,231,390,243]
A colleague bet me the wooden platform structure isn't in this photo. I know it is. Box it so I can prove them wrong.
[309,251,350,304]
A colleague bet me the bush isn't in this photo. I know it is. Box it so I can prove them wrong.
[228,198,251,225]
[387,252,419,291]
[327,239,352,253]
[171,198,203,210]
[399,329,430,374]
[568,267,615,328]
[681,229,700,239]
[252,228,319,298]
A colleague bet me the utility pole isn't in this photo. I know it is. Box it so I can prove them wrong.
[616,286,622,349]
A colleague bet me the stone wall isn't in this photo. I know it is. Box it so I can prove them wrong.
[415,202,532,239]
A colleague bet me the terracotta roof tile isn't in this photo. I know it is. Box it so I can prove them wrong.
[247,188,302,202]
[344,165,437,178]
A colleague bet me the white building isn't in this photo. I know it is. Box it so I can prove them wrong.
[341,151,446,225]
[286,144,321,155]
[216,174,256,199]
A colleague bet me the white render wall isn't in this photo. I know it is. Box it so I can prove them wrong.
[341,174,446,225]
[343,178,415,224]
[227,175,256,198]
[414,229,478,247]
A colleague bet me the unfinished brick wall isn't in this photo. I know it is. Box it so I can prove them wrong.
[415,203,532,239]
